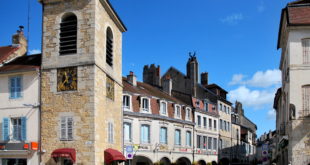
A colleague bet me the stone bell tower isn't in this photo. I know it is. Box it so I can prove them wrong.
[39,0,126,164]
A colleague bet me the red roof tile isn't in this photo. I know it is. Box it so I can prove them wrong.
[123,77,187,105]
[0,46,19,63]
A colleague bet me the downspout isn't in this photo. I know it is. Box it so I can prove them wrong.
[192,108,195,164]
[39,3,44,164]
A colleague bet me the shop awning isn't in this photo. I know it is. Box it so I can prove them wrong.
[51,148,76,163]
[104,148,126,164]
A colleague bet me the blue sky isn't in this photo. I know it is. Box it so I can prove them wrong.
[0,0,292,137]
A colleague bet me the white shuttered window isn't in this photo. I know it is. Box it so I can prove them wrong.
[60,116,73,140]
[302,85,310,116]
[302,39,310,64]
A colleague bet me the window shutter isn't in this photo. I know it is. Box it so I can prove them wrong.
[2,118,10,141]
[21,117,27,141]
[60,117,66,139]
[10,78,16,98]
[67,117,73,140]
[16,77,22,98]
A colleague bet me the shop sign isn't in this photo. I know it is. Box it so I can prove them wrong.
[179,148,187,152]
[0,143,28,151]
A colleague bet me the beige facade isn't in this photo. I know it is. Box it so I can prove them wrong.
[40,0,125,164]
[218,100,232,161]
[275,2,310,164]
[0,70,40,165]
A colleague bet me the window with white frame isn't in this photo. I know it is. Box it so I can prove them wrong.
[302,85,310,116]
[208,137,212,150]
[224,121,227,131]
[302,39,310,64]
[197,115,201,127]
[213,138,217,150]
[224,105,227,113]
[209,118,212,130]
[174,129,181,145]
[141,97,150,112]
[204,101,208,111]
[214,120,217,131]
[140,124,150,143]
[2,117,27,141]
[227,122,230,132]
[124,122,132,142]
[108,122,114,143]
[185,108,191,120]
[60,116,73,141]
[203,136,207,149]
[197,135,201,149]
[220,119,223,130]
[160,101,167,115]
[227,107,230,114]
[203,117,207,128]
[219,103,222,111]
[175,105,181,118]
[160,127,167,144]
[123,95,131,111]
[186,131,191,146]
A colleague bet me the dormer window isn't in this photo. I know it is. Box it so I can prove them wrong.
[140,97,151,113]
[204,101,208,111]
[174,104,181,119]
[185,107,191,120]
[106,27,114,67]
[123,95,131,111]
[160,100,167,116]
[60,13,77,55]
[196,101,200,107]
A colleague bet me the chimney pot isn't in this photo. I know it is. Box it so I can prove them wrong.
[127,71,137,86]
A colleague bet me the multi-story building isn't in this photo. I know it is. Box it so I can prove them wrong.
[275,0,310,164]
[39,0,127,164]
[122,72,195,165]
[234,102,257,164]
[0,29,41,165]
[205,84,232,165]
[191,97,219,164]
[231,107,241,163]
[161,55,221,164]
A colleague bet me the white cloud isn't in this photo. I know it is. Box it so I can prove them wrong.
[267,109,276,120]
[229,69,281,88]
[29,49,41,55]
[228,86,276,108]
[220,13,244,25]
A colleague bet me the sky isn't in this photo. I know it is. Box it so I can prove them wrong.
[0,0,293,137]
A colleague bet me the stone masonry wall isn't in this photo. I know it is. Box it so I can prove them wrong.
[41,66,96,165]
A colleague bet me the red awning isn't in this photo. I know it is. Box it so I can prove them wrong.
[51,148,76,163]
[104,148,126,164]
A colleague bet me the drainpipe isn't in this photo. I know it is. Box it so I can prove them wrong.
[39,3,44,164]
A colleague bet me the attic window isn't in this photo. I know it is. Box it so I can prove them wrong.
[59,13,77,55]
[106,27,114,67]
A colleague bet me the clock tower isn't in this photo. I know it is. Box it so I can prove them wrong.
[39,0,126,164]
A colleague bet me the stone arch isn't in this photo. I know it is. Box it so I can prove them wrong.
[159,157,171,165]
[198,159,206,165]
[176,157,191,165]
[133,155,153,165]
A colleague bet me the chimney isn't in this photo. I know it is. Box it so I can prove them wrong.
[201,72,208,87]
[127,71,137,86]
[12,26,27,48]
[163,75,172,95]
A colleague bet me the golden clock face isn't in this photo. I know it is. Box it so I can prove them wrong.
[106,76,114,100]
[57,67,77,92]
